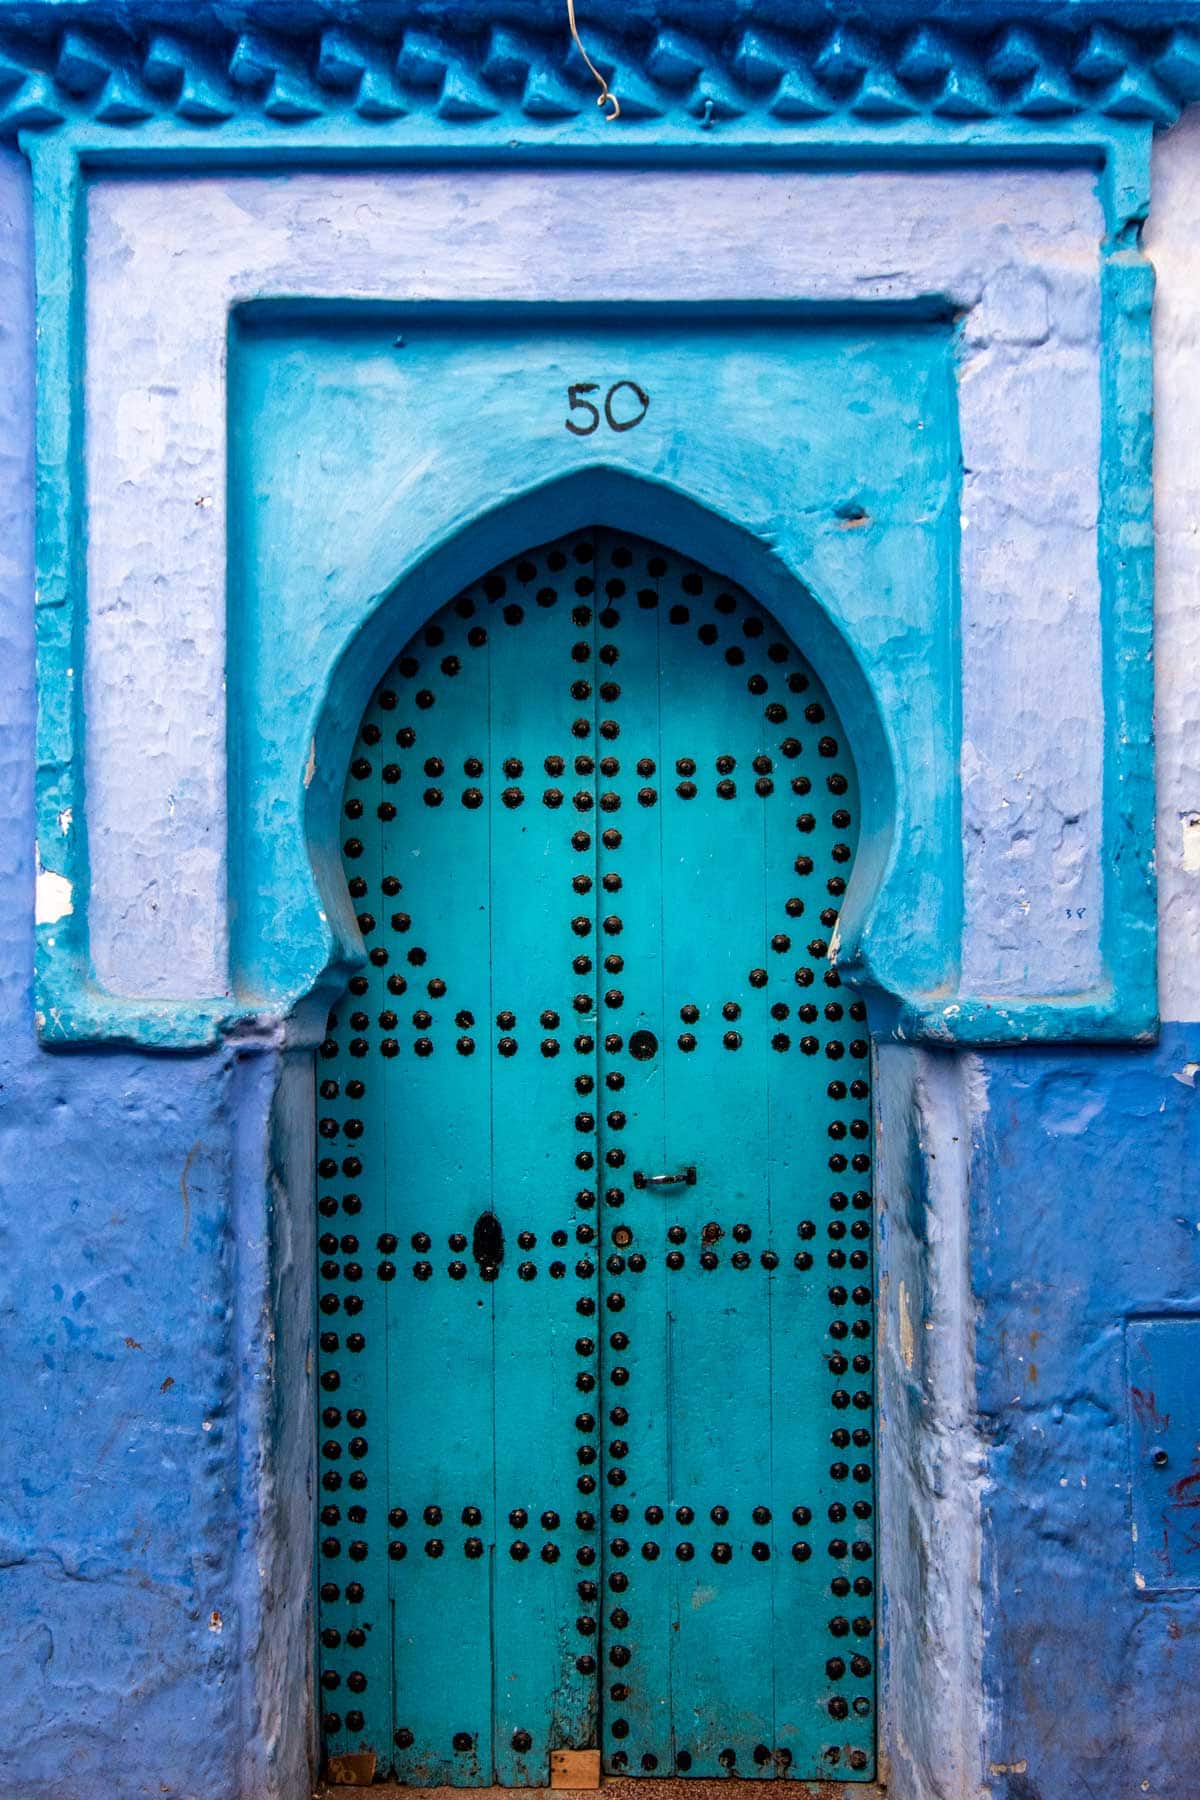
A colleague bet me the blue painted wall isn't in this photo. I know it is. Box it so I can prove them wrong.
[973,1033,1200,1800]
[0,63,1198,1800]
[0,147,302,1799]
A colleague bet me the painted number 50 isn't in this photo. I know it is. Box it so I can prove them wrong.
[564,380,651,437]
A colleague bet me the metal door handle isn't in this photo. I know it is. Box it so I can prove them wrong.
[633,1167,696,1189]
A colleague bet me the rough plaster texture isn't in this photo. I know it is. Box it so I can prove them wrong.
[1149,108,1200,1023]
[877,1029,1200,1800]
[971,1030,1200,1799]
[0,148,311,1800]
[875,1046,987,1800]
[85,165,1104,1004]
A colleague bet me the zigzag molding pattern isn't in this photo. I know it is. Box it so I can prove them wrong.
[0,15,1198,136]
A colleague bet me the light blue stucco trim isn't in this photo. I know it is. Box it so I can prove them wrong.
[25,111,1156,1050]
[227,313,953,1053]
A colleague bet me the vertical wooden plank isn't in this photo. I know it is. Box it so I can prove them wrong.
[593,530,674,1777]
[765,672,876,1783]
[653,552,777,1781]
[381,594,497,1785]
[485,536,601,1784]
[761,649,832,1782]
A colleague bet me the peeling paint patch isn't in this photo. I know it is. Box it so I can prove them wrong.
[180,1142,200,1247]
[1172,1063,1199,1088]
[1182,813,1200,873]
[304,736,317,788]
[327,1750,377,1785]
[35,860,73,926]
[898,1277,915,1370]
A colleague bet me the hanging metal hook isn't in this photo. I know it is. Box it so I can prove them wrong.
[566,0,620,120]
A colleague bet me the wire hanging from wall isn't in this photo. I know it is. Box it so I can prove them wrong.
[566,0,620,120]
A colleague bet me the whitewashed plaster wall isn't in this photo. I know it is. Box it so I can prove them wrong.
[84,165,1105,1007]
[1150,107,1200,1025]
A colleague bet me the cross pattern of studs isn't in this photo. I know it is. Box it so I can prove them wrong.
[315,529,875,1780]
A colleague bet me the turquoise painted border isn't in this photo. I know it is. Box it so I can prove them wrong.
[25,108,1157,1050]
[225,350,943,1055]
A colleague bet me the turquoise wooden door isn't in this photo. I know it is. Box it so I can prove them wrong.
[316,529,875,1784]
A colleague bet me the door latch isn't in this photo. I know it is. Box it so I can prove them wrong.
[633,1167,696,1190]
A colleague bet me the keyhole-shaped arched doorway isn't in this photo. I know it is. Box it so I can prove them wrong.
[315,528,876,1784]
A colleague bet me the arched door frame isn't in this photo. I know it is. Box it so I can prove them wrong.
[270,473,984,1797]
[297,467,900,1051]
